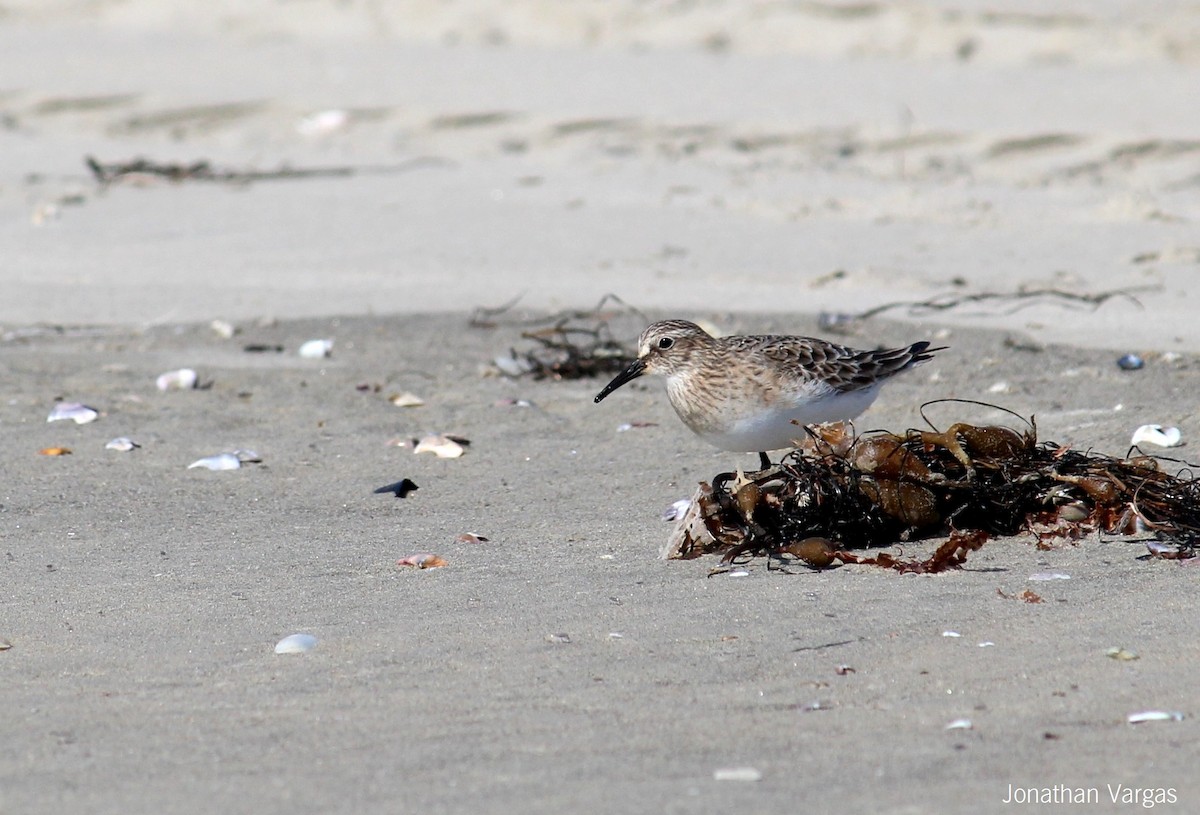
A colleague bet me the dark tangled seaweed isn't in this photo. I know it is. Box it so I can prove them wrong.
[668,400,1200,573]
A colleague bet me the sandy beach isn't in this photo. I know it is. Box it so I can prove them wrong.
[3,2,1200,813]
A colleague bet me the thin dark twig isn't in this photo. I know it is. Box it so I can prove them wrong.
[820,286,1157,333]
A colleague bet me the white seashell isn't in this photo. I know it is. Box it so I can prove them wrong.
[942,631,962,638]
[661,498,692,522]
[414,434,464,458]
[188,453,241,471]
[210,319,236,339]
[987,381,1010,394]
[1028,572,1070,581]
[945,718,973,730]
[493,354,532,377]
[1130,424,1182,448]
[296,109,349,136]
[105,437,139,452]
[713,767,763,782]
[47,402,99,424]
[389,392,425,408]
[274,633,318,654]
[1127,710,1183,724]
[155,368,198,391]
[298,339,334,358]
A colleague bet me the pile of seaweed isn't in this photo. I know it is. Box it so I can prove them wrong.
[667,401,1200,573]
[474,294,640,380]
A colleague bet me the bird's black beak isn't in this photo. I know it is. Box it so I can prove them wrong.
[594,358,646,403]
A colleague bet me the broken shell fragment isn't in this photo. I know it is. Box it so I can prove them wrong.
[374,479,418,498]
[713,767,763,782]
[297,108,349,136]
[47,402,99,424]
[1130,424,1182,448]
[493,354,533,377]
[1127,710,1183,724]
[414,434,466,458]
[210,319,237,339]
[944,718,973,731]
[39,447,72,456]
[188,453,242,471]
[455,532,489,544]
[105,437,140,452]
[1105,646,1139,661]
[298,338,334,358]
[661,498,691,522]
[1144,540,1185,559]
[155,368,198,391]
[397,553,448,569]
[274,633,318,654]
[389,392,425,408]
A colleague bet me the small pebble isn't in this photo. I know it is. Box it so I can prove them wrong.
[1117,353,1144,371]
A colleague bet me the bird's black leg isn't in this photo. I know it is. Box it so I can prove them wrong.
[757,452,772,471]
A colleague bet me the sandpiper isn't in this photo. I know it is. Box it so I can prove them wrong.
[595,319,944,467]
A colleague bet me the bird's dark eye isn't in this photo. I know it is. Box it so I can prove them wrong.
[657,337,674,350]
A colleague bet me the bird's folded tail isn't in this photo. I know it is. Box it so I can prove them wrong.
[843,341,946,390]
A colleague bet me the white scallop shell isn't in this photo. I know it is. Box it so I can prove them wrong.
[47,402,99,424]
[188,453,241,471]
[105,437,139,452]
[1130,424,1182,448]
[274,633,318,654]
[414,434,464,458]
[155,368,198,391]
[298,339,334,358]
